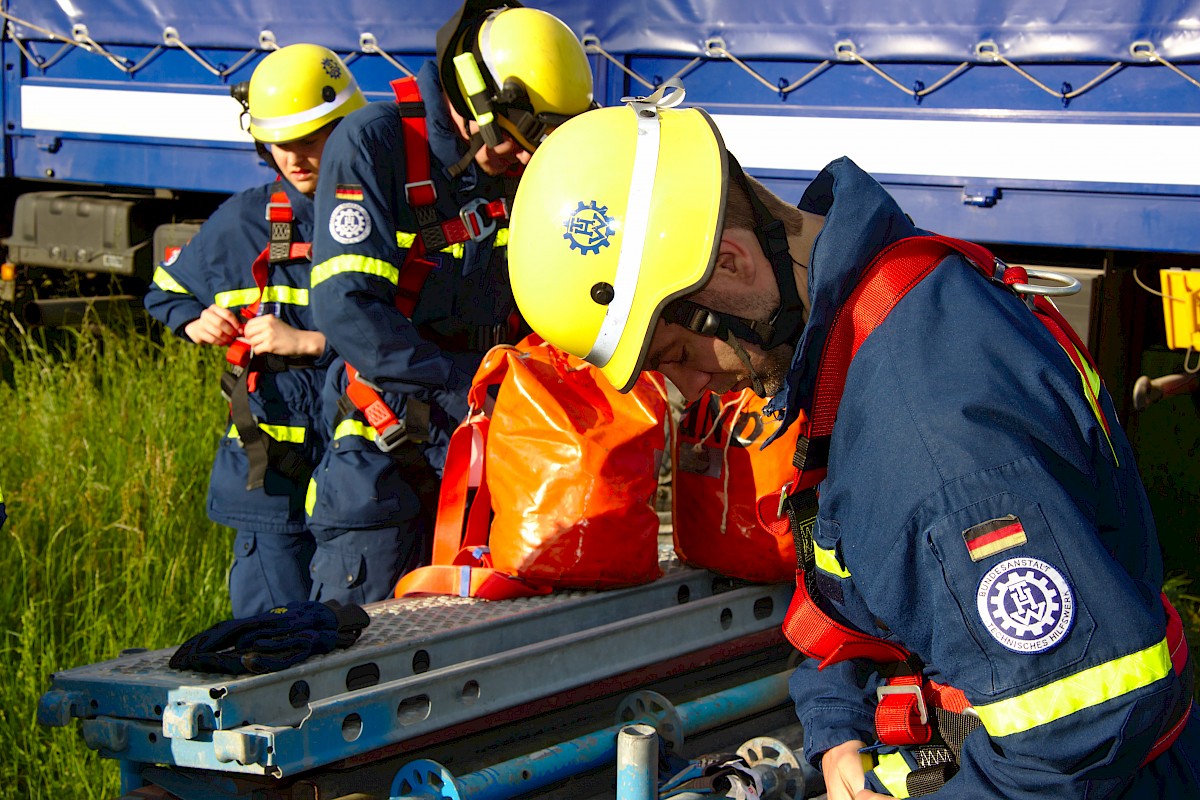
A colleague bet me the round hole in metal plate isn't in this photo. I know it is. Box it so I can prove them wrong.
[412,649,431,674]
[676,585,691,604]
[720,607,733,630]
[461,680,481,705]
[289,680,310,708]
[342,713,363,741]
[397,695,432,725]
[753,597,774,620]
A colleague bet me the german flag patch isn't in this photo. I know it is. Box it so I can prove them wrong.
[963,515,1027,562]
[335,184,364,201]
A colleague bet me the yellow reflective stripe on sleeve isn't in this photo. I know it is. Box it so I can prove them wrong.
[152,267,190,294]
[814,542,851,578]
[871,752,912,799]
[334,419,375,441]
[262,285,308,306]
[228,423,306,444]
[974,637,1172,738]
[305,477,317,516]
[1069,342,1119,466]
[215,288,259,308]
[311,255,399,288]
[215,285,310,309]
[395,229,504,260]
[397,229,458,256]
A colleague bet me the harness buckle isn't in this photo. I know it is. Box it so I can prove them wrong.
[777,481,793,518]
[264,201,291,222]
[404,179,437,207]
[877,683,928,725]
[373,422,410,453]
[458,197,498,242]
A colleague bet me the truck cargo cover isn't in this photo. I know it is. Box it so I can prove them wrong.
[12,0,1200,61]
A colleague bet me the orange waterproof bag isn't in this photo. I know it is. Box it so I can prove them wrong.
[672,389,797,583]
[395,336,667,599]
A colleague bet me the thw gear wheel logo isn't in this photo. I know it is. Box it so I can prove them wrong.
[563,200,615,255]
[976,558,1074,653]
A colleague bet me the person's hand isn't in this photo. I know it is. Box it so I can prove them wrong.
[855,788,890,799]
[241,315,325,357]
[183,304,241,346]
[821,740,875,800]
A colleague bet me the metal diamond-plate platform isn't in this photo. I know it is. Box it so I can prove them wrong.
[39,550,793,778]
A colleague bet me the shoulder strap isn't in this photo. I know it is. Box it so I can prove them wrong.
[778,235,967,666]
[388,76,511,319]
[391,77,437,208]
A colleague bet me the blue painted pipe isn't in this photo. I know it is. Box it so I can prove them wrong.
[395,671,792,800]
[617,724,658,800]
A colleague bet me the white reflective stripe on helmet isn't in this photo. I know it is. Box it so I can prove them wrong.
[584,106,660,367]
[250,80,362,134]
[477,8,507,87]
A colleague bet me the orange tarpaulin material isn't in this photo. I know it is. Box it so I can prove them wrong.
[672,389,797,583]
[395,336,667,599]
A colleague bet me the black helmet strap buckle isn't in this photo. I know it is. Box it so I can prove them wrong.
[662,299,775,349]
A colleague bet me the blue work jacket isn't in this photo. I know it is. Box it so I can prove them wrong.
[144,179,329,533]
[307,62,513,528]
[771,158,1197,798]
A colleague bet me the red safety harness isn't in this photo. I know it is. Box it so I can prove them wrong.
[224,190,312,374]
[220,190,316,491]
[336,76,511,452]
[757,235,1192,792]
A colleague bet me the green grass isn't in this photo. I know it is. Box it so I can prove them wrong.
[0,318,232,799]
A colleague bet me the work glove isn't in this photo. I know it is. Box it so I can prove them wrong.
[168,599,370,675]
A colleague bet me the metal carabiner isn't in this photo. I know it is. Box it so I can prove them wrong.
[1008,268,1082,297]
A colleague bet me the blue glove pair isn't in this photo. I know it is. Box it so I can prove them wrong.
[169,600,370,675]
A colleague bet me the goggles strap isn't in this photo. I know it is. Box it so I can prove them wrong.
[662,298,775,349]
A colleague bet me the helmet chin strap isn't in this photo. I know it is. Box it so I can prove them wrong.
[660,154,806,393]
[725,331,768,396]
[448,132,485,178]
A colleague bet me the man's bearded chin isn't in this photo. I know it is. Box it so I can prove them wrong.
[752,342,794,397]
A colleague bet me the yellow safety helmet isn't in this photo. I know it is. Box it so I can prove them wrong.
[508,88,727,392]
[437,1,594,154]
[242,44,367,144]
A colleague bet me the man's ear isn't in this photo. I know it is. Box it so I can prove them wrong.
[715,230,759,286]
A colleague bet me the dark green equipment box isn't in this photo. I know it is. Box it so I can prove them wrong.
[2,192,165,279]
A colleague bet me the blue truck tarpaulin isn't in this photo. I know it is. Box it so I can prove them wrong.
[11,0,1200,61]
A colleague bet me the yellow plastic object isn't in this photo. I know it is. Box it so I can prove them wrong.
[453,52,496,130]
[247,44,366,144]
[1158,269,1200,350]
[439,6,593,153]
[508,104,726,392]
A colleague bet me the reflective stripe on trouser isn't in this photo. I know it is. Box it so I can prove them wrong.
[227,528,317,618]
